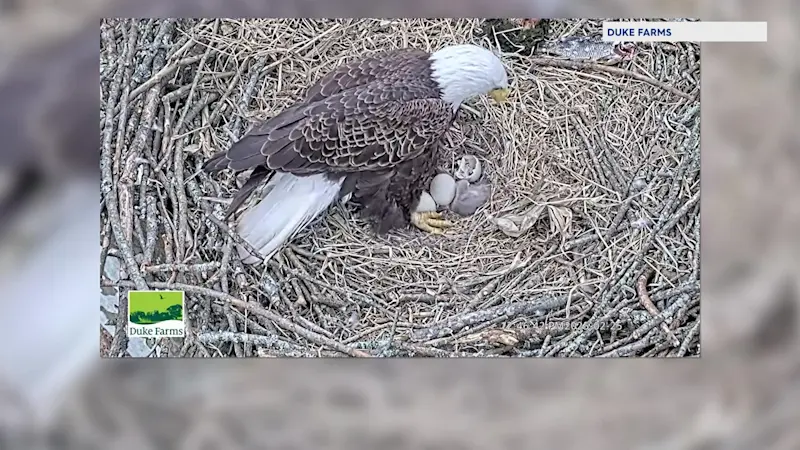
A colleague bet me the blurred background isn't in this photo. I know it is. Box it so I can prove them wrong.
[1,0,799,448]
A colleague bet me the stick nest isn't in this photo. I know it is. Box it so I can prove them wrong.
[100,18,700,357]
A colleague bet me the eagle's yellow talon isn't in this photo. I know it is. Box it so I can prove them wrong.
[412,211,453,234]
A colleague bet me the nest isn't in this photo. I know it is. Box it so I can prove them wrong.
[100,18,700,357]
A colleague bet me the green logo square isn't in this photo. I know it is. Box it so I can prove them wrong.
[127,290,186,338]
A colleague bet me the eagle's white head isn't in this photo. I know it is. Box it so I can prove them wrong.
[429,44,510,110]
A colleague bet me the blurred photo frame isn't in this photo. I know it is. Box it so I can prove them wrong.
[0,1,798,448]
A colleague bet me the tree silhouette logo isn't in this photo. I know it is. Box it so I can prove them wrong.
[127,290,186,338]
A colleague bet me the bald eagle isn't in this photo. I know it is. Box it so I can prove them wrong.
[203,44,509,263]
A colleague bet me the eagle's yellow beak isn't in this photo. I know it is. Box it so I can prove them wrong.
[489,87,510,103]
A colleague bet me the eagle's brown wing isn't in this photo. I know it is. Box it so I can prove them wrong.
[301,48,430,104]
[204,49,447,174]
[208,93,453,173]
[203,48,452,217]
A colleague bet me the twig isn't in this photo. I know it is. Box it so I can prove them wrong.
[530,57,695,100]
[135,19,177,84]
[572,109,625,193]
[546,282,698,356]
[142,195,159,264]
[393,342,464,357]
[231,58,268,134]
[411,295,568,342]
[677,321,700,357]
[173,21,218,134]
[431,315,523,348]
[172,139,190,263]
[99,40,135,285]
[101,22,151,357]
[127,54,206,102]
[113,23,139,180]
[661,190,700,234]
[196,331,305,355]
[142,262,220,274]
[283,248,343,308]
[637,268,679,346]
[378,309,402,356]
[607,142,697,297]
[272,260,380,309]
[474,252,536,294]
[598,329,661,357]
[598,293,690,356]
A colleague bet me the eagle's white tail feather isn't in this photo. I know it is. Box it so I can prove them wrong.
[235,172,343,264]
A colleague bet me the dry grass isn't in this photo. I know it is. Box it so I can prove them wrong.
[100,18,700,357]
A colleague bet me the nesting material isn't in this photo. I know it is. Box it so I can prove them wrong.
[450,180,491,216]
[101,18,700,357]
[454,155,482,183]
[429,173,456,207]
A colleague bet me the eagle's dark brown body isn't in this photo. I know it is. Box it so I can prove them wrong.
[338,144,442,233]
[204,47,456,234]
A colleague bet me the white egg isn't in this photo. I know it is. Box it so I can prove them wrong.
[454,155,482,183]
[415,191,437,213]
[429,173,456,207]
